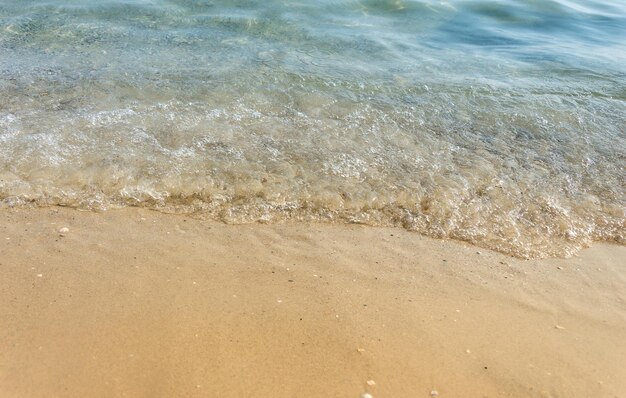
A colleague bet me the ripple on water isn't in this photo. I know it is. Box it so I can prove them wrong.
[0,0,624,258]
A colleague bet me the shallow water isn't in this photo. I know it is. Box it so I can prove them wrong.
[1,0,625,257]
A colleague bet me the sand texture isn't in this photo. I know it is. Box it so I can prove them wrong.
[1,208,624,397]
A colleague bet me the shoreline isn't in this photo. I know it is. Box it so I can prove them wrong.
[1,207,625,397]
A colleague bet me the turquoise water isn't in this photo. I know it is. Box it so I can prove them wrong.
[1,0,625,257]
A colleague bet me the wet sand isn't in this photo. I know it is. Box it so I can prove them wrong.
[0,207,624,397]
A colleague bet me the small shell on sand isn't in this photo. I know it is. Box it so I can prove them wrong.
[366,380,376,386]
[430,391,439,397]
[58,227,69,235]
[361,394,373,398]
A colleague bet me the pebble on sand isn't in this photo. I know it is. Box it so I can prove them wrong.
[430,390,439,397]
[59,227,69,236]
[366,380,376,386]
[361,394,373,398]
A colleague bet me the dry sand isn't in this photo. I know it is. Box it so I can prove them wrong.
[0,207,624,398]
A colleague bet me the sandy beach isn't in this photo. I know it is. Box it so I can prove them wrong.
[2,0,625,396]
[0,207,624,397]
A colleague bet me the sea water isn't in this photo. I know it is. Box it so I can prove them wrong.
[0,0,624,257]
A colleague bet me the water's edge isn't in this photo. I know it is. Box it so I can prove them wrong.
[1,0,625,259]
